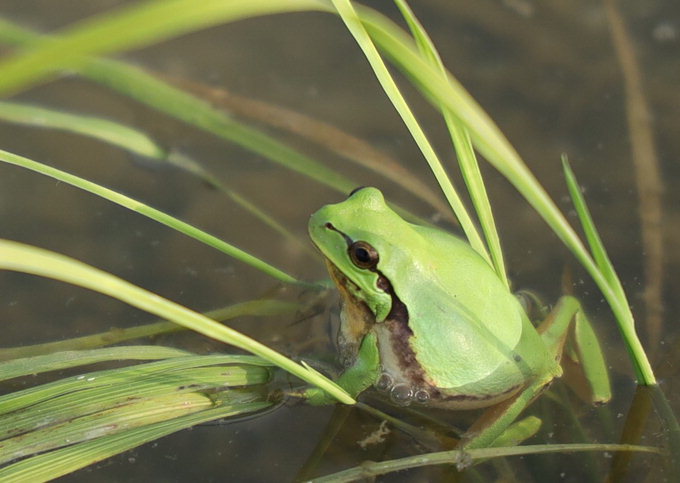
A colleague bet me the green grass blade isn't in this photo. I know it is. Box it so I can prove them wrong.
[0,353,272,479]
[313,443,661,482]
[393,0,507,286]
[0,15,363,201]
[0,101,165,158]
[330,0,490,266]
[0,398,270,482]
[0,299,299,360]
[562,158,653,388]
[0,366,269,457]
[355,7,655,385]
[562,158,656,385]
[562,157,627,303]
[0,346,191,382]
[0,239,354,405]
[0,17,437,227]
[450,127,508,286]
[0,354,270,415]
[0,148,300,285]
[0,0,329,97]
[0,101,310,253]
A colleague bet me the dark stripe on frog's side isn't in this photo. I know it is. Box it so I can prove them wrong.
[377,273,430,389]
[379,273,524,406]
[438,382,522,403]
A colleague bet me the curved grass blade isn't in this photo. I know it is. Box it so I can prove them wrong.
[0,239,354,405]
[0,16,436,227]
[0,345,191,382]
[353,5,655,385]
[0,101,165,158]
[0,354,271,415]
[330,0,491,266]
[0,397,271,482]
[0,353,272,480]
[562,157,627,303]
[0,0,330,97]
[562,156,655,386]
[0,299,299,361]
[0,148,300,285]
[393,0,508,287]
[0,101,310,253]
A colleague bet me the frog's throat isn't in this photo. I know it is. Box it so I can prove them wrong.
[324,259,375,362]
[323,258,431,393]
[318,223,435,396]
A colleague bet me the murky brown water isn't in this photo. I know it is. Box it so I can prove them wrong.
[0,0,678,480]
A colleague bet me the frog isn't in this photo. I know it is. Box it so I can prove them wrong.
[305,187,611,448]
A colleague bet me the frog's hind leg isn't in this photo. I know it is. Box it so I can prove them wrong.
[461,375,554,449]
[461,296,611,449]
[537,295,611,405]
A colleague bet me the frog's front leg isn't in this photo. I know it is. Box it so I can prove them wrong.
[305,331,381,406]
[463,296,611,449]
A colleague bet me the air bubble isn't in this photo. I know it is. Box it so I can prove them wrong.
[389,383,414,406]
[414,389,431,404]
[375,373,393,392]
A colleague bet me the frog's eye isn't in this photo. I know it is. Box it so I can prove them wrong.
[348,241,379,269]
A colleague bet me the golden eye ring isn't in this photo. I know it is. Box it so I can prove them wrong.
[348,241,379,269]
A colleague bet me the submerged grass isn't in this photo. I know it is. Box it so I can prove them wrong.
[0,349,273,480]
[310,442,662,483]
[0,397,271,482]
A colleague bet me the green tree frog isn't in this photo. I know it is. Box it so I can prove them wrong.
[306,187,611,448]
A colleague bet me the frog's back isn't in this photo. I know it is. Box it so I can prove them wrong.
[383,225,551,404]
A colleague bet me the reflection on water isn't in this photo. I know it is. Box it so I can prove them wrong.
[0,0,677,481]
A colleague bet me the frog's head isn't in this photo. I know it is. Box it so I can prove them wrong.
[309,187,420,323]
